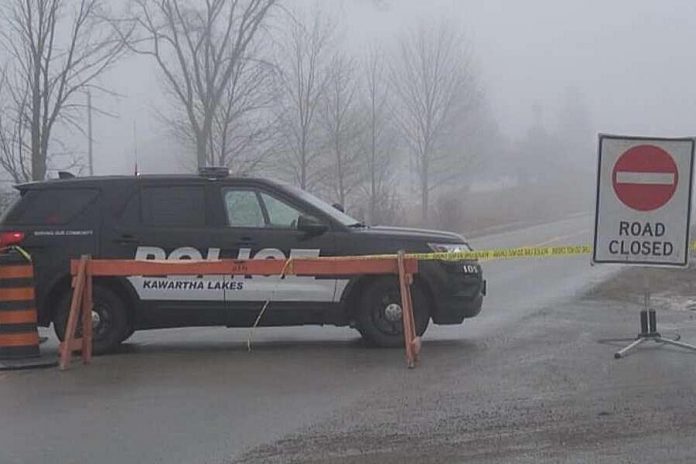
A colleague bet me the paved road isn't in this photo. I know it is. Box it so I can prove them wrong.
[463,212,615,337]
[0,214,625,464]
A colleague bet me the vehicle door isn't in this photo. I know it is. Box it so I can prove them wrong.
[210,185,339,312]
[101,181,228,327]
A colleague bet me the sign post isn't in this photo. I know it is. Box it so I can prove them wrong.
[594,134,696,358]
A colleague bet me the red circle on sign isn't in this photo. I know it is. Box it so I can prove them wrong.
[612,144,678,211]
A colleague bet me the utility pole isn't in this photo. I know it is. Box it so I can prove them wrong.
[87,91,94,176]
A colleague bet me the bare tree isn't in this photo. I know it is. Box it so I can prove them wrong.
[207,56,279,174]
[359,46,399,225]
[126,0,277,169]
[274,9,334,190]
[0,71,32,182]
[556,86,594,179]
[319,53,363,207]
[391,22,477,223]
[166,43,279,174]
[432,190,466,232]
[0,0,129,181]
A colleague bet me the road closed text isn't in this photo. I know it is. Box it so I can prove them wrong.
[608,221,674,256]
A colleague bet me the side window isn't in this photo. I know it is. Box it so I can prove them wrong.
[3,188,98,225]
[141,186,205,227]
[260,193,304,229]
[224,190,264,227]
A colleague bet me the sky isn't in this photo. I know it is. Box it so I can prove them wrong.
[85,0,696,175]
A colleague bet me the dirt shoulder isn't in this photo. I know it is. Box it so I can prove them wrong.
[586,262,696,313]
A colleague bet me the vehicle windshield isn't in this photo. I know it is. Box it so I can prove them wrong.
[282,185,362,227]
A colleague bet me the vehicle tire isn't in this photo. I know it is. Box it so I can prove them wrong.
[356,276,430,347]
[53,285,129,355]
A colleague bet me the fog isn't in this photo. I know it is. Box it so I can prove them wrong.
[83,2,692,165]
[338,0,696,137]
[2,0,696,228]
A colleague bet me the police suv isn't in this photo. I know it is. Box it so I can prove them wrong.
[0,169,486,353]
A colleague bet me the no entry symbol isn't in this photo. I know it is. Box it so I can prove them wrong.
[612,144,678,212]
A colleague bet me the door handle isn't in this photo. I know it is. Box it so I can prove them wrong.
[235,236,256,247]
[115,234,138,245]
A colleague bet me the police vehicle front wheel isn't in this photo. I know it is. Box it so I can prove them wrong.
[356,277,430,348]
[53,285,129,355]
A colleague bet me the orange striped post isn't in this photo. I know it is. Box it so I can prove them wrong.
[63,254,421,370]
[0,249,57,370]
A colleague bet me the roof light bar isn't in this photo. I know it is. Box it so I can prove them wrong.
[198,167,229,178]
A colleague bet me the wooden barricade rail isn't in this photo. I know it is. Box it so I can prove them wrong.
[61,254,421,370]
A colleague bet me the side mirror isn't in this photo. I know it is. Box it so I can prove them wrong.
[297,215,328,235]
[332,203,345,213]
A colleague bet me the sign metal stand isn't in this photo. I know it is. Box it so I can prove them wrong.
[614,274,696,358]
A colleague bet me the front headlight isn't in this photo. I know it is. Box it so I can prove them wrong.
[428,242,472,253]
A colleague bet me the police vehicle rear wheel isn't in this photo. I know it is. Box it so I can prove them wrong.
[53,285,129,355]
[357,277,429,348]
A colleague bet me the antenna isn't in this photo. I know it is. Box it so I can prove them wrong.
[133,121,139,176]
[87,91,94,176]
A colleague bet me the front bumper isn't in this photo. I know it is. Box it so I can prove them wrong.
[421,259,486,325]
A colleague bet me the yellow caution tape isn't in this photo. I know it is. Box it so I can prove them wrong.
[408,240,696,262]
[13,246,32,263]
[409,245,594,262]
[0,245,32,262]
[317,240,696,263]
[292,245,595,263]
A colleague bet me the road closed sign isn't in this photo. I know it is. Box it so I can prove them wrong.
[594,134,694,266]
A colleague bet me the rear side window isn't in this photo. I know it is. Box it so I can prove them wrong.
[2,188,98,225]
[141,186,205,227]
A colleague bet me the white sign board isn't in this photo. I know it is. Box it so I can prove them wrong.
[593,134,694,266]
